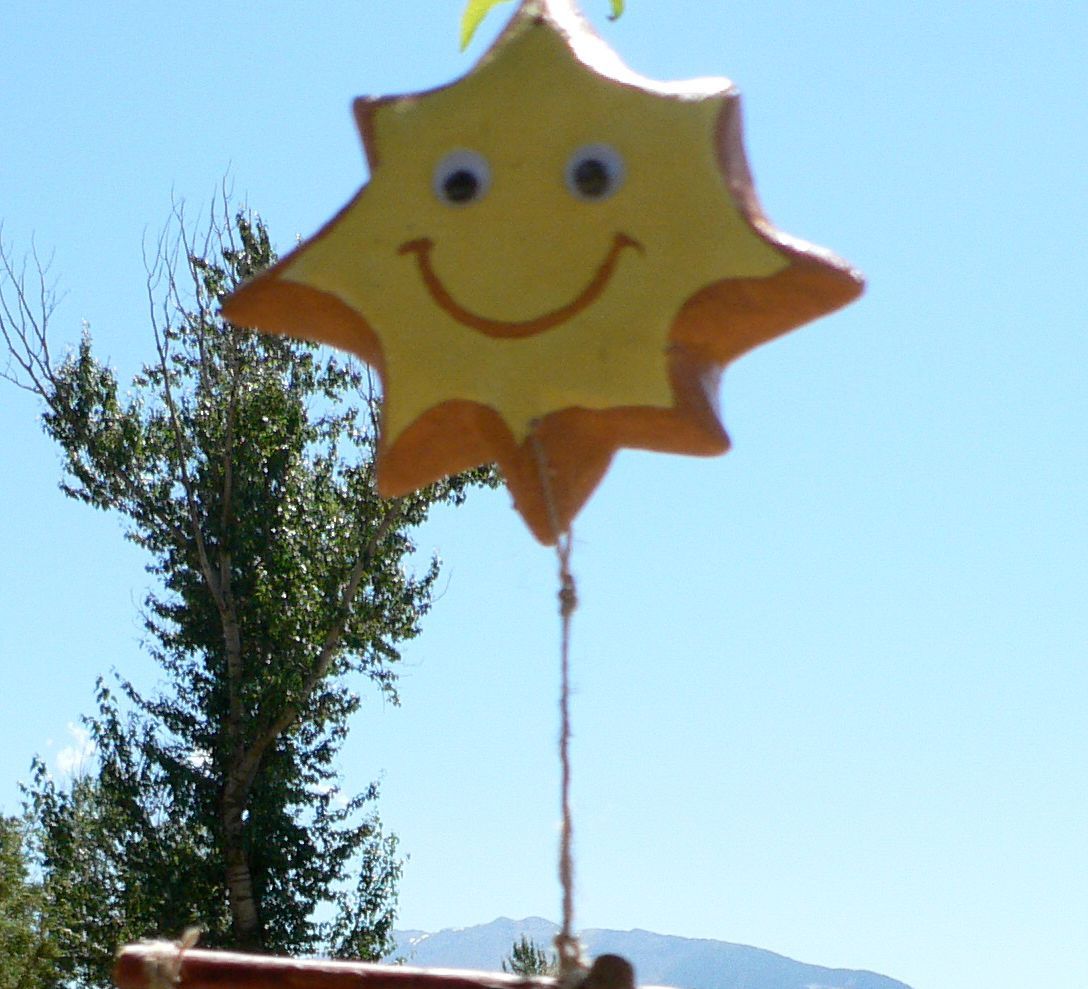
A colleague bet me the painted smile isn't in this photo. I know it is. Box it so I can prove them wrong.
[398,233,643,339]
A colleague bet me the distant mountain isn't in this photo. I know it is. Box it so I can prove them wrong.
[389,917,912,989]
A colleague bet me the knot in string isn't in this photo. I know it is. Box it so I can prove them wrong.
[559,566,578,618]
[555,930,586,985]
[142,928,201,989]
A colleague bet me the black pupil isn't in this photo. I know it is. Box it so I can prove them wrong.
[444,169,479,203]
[574,158,610,198]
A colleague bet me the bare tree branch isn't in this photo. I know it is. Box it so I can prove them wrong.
[146,214,229,621]
[0,230,60,396]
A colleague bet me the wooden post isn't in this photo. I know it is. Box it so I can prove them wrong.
[114,945,636,989]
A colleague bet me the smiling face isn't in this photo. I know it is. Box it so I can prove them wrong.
[397,232,643,339]
[272,20,789,444]
[222,0,863,543]
[405,144,639,339]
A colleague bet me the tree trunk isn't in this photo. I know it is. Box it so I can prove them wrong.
[221,781,262,950]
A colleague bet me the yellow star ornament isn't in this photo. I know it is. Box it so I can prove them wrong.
[222,0,863,545]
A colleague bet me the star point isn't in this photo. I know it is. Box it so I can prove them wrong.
[222,0,862,544]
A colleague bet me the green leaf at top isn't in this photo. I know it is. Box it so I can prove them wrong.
[460,0,626,51]
[460,0,516,50]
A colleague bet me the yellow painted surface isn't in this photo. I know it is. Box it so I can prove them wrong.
[283,19,789,443]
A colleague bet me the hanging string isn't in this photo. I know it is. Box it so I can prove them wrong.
[554,528,580,981]
[529,434,584,982]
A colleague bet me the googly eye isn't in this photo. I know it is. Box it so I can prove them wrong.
[433,149,492,206]
[565,143,625,201]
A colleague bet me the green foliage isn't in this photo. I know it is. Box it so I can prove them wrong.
[24,688,233,985]
[0,815,58,988]
[23,746,181,986]
[460,0,625,50]
[2,201,495,985]
[502,935,557,977]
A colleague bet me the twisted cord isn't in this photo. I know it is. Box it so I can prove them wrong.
[529,434,584,981]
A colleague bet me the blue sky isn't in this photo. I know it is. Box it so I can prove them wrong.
[1,3,1085,989]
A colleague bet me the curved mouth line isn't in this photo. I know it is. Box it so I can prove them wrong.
[398,232,644,339]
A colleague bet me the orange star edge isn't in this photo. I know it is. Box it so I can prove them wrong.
[220,16,863,546]
[221,100,860,546]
